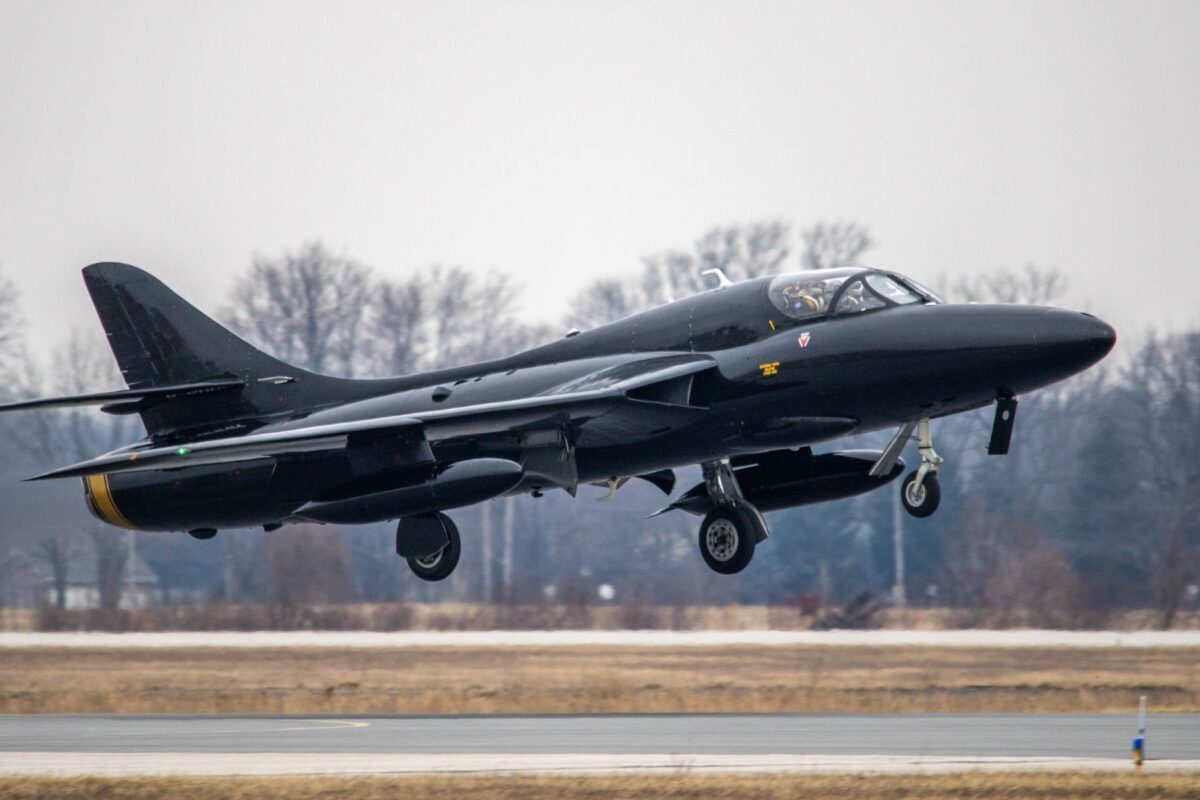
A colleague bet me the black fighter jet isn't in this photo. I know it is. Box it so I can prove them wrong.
[2,263,1114,578]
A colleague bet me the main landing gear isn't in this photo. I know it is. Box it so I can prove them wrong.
[900,417,942,518]
[397,512,462,581]
[696,459,768,575]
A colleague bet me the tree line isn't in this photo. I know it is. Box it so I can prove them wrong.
[0,220,1196,628]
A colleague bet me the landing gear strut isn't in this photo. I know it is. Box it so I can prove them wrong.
[900,417,942,518]
[696,459,768,575]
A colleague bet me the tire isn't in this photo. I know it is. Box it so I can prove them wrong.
[901,470,941,518]
[407,514,461,581]
[187,528,217,540]
[698,506,756,575]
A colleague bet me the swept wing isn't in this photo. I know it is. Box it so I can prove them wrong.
[29,356,715,480]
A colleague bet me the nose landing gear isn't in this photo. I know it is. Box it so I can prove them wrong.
[699,506,757,574]
[900,417,942,518]
[696,459,768,575]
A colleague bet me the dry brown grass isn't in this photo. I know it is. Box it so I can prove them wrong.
[8,604,1200,633]
[1,773,1198,800]
[3,644,1198,714]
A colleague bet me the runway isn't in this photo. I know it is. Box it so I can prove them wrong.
[1,713,1197,775]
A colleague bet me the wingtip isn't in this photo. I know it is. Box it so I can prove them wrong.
[81,262,150,285]
[26,462,99,481]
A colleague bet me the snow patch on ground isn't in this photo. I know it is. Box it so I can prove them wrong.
[2,629,1199,648]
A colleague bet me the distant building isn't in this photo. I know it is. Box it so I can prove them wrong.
[31,547,162,610]
[0,552,39,609]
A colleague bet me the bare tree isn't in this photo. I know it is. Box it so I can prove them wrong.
[500,494,516,602]
[221,246,379,609]
[480,500,494,601]
[423,265,530,366]
[36,531,81,610]
[696,220,791,280]
[62,335,139,611]
[13,333,142,611]
[566,277,640,328]
[224,241,374,376]
[944,264,1068,305]
[0,267,22,380]
[574,217,873,336]
[263,525,354,607]
[9,331,138,473]
[800,221,874,271]
[640,249,700,306]
[368,276,425,375]
[0,269,31,611]
[572,220,797,329]
[1120,333,1200,627]
[643,221,794,304]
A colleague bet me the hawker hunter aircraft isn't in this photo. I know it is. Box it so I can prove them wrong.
[1,263,1114,578]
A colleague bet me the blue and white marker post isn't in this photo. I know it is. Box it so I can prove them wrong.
[1132,695,1147,773]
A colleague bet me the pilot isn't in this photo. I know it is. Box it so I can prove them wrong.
[837,281,864,313]
[780,280,825,313]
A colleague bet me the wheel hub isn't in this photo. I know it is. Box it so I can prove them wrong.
[705,519,739,562]
[414,549,444,569]
[905,481,926,507]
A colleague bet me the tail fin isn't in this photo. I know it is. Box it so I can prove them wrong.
[83,262,359,438]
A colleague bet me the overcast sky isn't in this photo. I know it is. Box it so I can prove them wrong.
[1,0,1197,366]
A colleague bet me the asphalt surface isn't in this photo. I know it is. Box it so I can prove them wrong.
[2,714,1196,759]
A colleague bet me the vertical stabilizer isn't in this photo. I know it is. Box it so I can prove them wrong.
[82,262,357,437]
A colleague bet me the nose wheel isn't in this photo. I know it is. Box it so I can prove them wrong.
[698,506,757,574]
[694,459,768,574]
[901,417,943,518]
[901,470,941,517]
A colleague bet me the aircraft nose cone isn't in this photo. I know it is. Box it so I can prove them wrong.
[1036,309,1117,374]
[1080,313,1117,357]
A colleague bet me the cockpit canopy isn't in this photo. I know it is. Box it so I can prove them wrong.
[767,268,940,321]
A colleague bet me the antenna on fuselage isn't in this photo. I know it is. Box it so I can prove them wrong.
[701,268,734,289]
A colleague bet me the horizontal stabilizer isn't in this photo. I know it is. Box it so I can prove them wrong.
[0,379,245,414]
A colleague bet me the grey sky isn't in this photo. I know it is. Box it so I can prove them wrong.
[1,0,1197,365]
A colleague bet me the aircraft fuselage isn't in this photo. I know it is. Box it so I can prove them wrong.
[84,271,1114,533]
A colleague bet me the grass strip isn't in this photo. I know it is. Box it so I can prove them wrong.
[2,772,1198,799]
